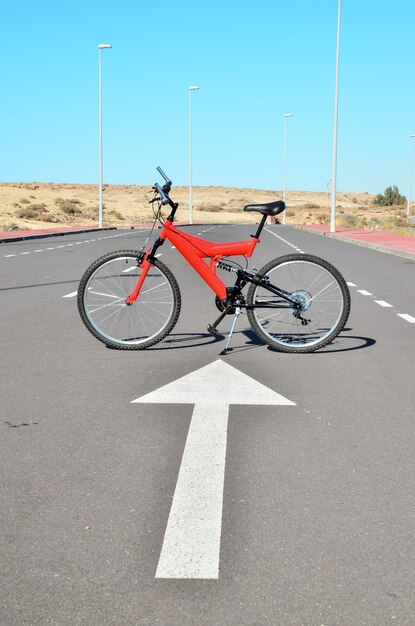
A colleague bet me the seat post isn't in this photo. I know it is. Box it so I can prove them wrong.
[253,214,268,239]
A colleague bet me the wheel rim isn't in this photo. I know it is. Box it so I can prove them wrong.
[252,259,345,348]
[83,257,175,346]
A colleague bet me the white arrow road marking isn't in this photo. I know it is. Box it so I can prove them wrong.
[62,290,78,298]
[132,359,295,579]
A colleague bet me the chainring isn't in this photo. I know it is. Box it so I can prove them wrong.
[215,288,245,314]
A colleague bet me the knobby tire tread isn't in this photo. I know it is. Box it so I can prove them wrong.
[77,250,181,350]
[246,253,351,353]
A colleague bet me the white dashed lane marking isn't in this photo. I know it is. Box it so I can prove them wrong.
[375,300,393,308]
[397,314,415,324]
[264,228,304,253]
[3,231,133,259]
[261,232,414,330]
[348,283,414,326]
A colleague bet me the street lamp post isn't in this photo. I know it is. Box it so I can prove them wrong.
[189,86,199,224]
[282,113,293,225]
[98,43,112,229]
[407,134,415,218]
[330,0,341,233]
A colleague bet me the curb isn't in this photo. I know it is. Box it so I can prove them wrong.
[0,227,117,244]
[297,226,415,262]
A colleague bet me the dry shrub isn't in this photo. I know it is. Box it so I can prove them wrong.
[38,213,58,223]
[107,209,125,220]
[301,202,320,210]
[199,204,222,212]
[54,197,83,215]
[16,207,39,219]
[226,207,244,214]
[20,198,30,204]
[2,222,21,231]
[316,212,330,224]
[28,203,47,211]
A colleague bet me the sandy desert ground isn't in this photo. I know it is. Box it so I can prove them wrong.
[0,182,412,232]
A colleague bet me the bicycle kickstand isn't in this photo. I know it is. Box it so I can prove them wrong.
[219,306,242,356]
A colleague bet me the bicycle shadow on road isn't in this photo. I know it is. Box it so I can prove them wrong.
[131,331,225,351]
[208,327,376,355]
[106,327,375,354]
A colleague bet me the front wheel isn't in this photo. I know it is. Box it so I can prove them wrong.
[78,250,181,349]
[246,254,350,353]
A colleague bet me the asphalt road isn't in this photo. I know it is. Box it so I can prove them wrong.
[1,224,414,625]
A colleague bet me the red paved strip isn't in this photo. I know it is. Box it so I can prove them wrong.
[301,224,415,256]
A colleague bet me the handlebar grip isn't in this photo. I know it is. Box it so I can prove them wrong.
[154,182,170,205]
[157,166,172,185]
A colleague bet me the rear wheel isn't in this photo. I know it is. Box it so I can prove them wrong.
[78,250,181,349]
[246,254,350,353]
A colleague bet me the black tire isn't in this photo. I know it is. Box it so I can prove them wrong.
[246,253,350,353]
[78,250,181,350]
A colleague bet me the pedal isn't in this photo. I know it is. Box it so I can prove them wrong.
[207,324,223,337]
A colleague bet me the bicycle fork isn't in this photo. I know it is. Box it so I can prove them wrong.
[125,258,150,305]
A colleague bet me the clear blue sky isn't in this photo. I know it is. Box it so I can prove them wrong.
[1,0,414,194]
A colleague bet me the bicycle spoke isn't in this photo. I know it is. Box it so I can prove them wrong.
[247,255,348,351]
[79,254,180,348]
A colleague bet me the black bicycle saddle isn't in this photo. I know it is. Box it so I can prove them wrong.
[243,200,286,216]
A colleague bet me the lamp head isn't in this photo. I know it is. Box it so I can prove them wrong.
[98,44,112,49]
[284,113,293,118]
[189,86,200,91]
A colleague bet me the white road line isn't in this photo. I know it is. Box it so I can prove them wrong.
[264,228,305,254]
[34,249,43,252]
[397,313,415,324]
[62,291,78,298]
[46,247,55,250]
[375,300,393,308]
[4,254,16,257]
[357,289,372,296]
[89,290,120,298]
[346,282,356,287]
[122,266,136,273]
[20,251,30,255]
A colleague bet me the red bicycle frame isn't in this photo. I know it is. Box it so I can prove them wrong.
[125,219,260,304]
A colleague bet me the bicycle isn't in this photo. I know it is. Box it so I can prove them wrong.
[78,167,350,354]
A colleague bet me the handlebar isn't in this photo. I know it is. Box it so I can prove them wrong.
[151,166,174,206]
[153,182,170,205]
